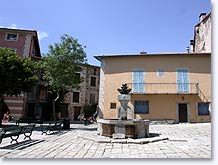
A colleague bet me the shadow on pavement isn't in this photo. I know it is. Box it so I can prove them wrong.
[149,133,161,137]
[45,131,69,136]
[72,127,97,131]
[0,139,45,150]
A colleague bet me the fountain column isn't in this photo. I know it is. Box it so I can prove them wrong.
[117,94,131,120]
[97,84,149,139]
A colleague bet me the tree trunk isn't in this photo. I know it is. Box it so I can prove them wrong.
[52,93,60,121]
[52,100,56,121]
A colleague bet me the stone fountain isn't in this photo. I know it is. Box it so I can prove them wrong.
[97,84,149,139]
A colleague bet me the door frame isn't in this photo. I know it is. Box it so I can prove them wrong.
[176,102,190,123]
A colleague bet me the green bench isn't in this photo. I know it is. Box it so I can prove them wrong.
[41,120,63,135]
[0,124,35,144]
[20,124,35,140]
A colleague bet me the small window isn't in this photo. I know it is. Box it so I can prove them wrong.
[92,68,98,75]
[89,94,95,104]
[32,46,36,55]
[75,66,82,72]
[156,69,164,77]
[198,102,210,115]
[9,48,17,53]
[73,92,80,103]
[6,33,18,41]
[75,73,80,80]
[134,100,149,114]
[110,103,116,109]
[90,76,96,87]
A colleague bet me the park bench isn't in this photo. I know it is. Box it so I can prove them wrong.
[41,120,63,135]
[20,124,35,140]
[0,124,35,144]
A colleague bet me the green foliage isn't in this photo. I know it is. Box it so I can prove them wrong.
[42,34,87,95]
[0,48,39,96]
[83,103,97,118]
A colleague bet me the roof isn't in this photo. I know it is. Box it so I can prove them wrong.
[94,52,211,61]
[80,63,100,68]
[195,12,211,28]
[0,27,37,35]
[0,27,41,57]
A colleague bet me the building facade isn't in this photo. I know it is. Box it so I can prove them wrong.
[0,27,47,120]
[193,12,211,53]
[95,12,211,123]
[59,65,100,122]
[95,53,211,123]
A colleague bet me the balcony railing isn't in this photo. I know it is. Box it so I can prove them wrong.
[126,83,199,94]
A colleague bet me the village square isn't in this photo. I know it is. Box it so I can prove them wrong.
[0,0,213,161]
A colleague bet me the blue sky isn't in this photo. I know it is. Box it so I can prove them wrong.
[0,0,212,66]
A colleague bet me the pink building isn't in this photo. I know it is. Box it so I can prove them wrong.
[0,27,46,120]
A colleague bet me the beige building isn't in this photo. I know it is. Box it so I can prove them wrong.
[95,52,211,123]
[94,12,211,123]
[60,65,100,122]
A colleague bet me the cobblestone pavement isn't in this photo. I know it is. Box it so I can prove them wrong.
[0,123,211,158]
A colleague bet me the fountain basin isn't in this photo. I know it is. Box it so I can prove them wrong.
[97,119,149,139]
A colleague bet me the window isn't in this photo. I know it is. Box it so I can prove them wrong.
[89,94,95,104]
[177,69,189,93]
[6,33,18,41]
[91,68,98,75]
[198,102,210,115]
[75,66,82,72]
[93,68,97,75]
[32,46,36,56]
[134,100,149,114]
[133,70,144,93]
[75,73,80,80]
[73,92,80,103]
[9,48,17,53]
[90,76,96,87]
[110,103,116,109]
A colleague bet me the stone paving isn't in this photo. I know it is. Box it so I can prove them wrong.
[0,123,211,158]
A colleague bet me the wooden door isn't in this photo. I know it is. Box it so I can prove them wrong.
[74,106,81,120]
[178,103,188,122]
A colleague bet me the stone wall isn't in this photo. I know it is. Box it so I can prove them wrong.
[194,13,211,53]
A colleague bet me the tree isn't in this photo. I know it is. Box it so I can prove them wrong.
[0,48,39,97]
[0,48,39,126]
[42,34,87,120]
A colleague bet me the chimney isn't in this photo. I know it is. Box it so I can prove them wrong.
[199,13,206,22]
[140,51,147,55]
[190,40,194,52]
[186,46,190,53]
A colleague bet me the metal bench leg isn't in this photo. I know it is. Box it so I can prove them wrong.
[24,132,32,140]
[41,126,49,135]
[10,136,19,143]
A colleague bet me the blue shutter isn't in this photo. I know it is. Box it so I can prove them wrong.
[133,70,144,93]
[177,69,189,93]
[134,100,149,114]
[198,102,209,115]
